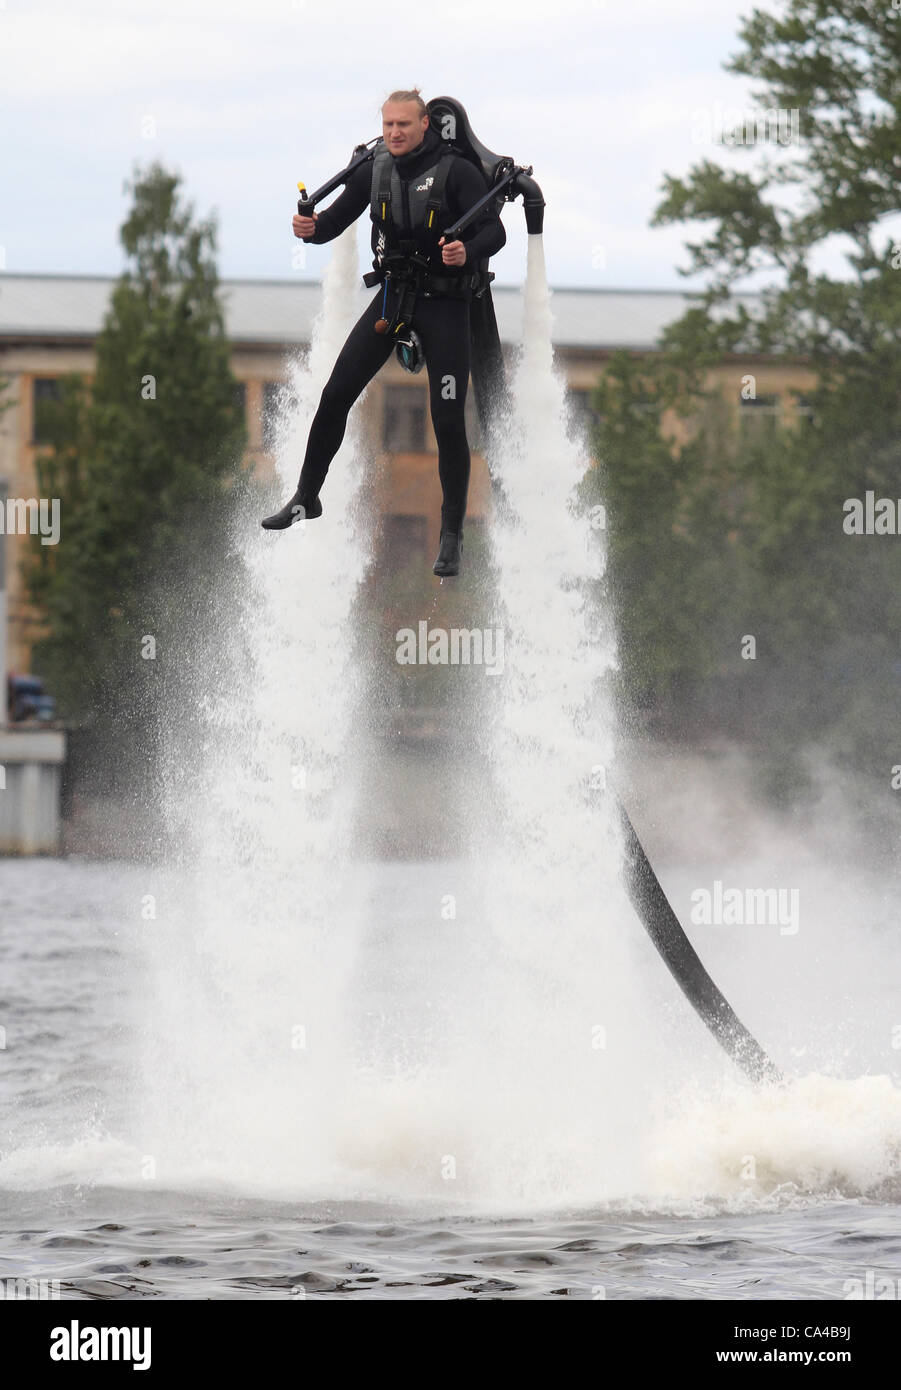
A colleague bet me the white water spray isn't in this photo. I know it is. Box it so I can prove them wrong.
[136,227,377,1192]
[449,235,670,1201]
[123,233,664,1208]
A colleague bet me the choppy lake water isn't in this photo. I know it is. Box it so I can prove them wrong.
[2,857,900,1301]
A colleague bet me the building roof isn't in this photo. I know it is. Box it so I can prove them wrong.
[0,272,762,353]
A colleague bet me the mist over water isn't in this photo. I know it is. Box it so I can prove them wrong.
[3,233,901,1231]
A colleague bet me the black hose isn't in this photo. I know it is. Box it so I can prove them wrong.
[615,794,782,1085]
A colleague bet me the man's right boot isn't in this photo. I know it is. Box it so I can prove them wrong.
[433,529,463,578]
[260,487,323,530]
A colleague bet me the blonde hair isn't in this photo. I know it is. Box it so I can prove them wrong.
[382,88,428,119]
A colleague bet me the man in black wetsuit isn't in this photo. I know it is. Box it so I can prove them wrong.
[261,88,506,577]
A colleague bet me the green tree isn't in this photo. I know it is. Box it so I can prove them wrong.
[582,0,901,791]
[26,162,247,783]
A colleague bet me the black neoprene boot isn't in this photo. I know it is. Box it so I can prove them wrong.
[433,529,463,578]
[261,487,323,530]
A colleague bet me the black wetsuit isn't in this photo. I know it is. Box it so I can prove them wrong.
[296,126,506,533]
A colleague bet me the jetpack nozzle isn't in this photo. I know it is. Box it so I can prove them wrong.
[511,171,545,234]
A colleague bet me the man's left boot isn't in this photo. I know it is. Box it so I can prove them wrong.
[261,487,323,530]
[433,529,462,578]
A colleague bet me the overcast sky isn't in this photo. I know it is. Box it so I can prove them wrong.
[2,0,780,289]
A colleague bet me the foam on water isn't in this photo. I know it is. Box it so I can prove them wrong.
[638,1074,901,1217]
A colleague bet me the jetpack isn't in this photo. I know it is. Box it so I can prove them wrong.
[295,100,781,1088]
[425,95,544,435]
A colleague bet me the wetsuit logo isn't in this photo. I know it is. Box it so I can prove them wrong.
[415,177,434,192]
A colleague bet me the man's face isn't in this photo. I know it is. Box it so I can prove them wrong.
[382,101,429,156]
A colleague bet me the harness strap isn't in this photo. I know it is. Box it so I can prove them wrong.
[365,147,490,324]
[423,153,455,234]
[371,148,457,235]
[375,148,393,226]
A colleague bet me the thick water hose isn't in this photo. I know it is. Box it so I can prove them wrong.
[616,794,782,1085]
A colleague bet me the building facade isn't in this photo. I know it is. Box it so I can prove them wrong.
[0,274,816,685]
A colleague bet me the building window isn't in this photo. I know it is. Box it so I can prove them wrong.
[32,378,61,445]
[383,513,427,568]
[383,385,427,452]
[739,392,780,441]
[788,393,814,426]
